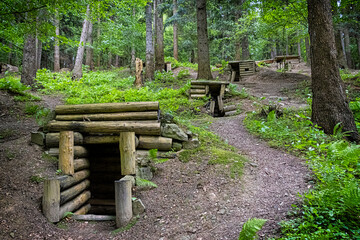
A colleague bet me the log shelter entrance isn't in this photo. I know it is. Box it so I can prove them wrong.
[190,80,230,117]
[42,102,162,228]
[228,60,256,82]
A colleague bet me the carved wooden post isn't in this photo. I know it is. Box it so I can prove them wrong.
[119,132,136,175]
[115,176,133,227]
[42,178,60,222]
[59,131,74,175]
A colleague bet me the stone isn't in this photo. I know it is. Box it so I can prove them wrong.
[161,113,174,124]
[136,166,153,180]
[161,124,188,141]
[31,132,45,146]
[182,137,200,149]
[123,175,135,186]
[172,142,183,151]
[132,198,146,215]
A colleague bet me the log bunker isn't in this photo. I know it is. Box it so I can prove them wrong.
[38,101,198,228]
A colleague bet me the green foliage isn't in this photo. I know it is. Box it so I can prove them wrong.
[0,129,14,140]
[238,218,267,240]
[0,76,40,101]
[24,103,52,127]
[349,100,360,131]
[209,147,246,178]
[245,109,360,239]
[112,216,139,234]
[228,84,249,98]
[164,57,180,68]
[177,69,190,80]
[135,177,158,189]
[29,175,45,184]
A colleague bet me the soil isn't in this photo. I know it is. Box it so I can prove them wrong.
[0,64,313,240]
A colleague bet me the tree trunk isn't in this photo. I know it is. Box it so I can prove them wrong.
[196,0,213,80]
[343,27,353,69]
[173,0,178,60]
[241,36,250,60]
[130,8,136,72]
[72,5,90,80]
[54,10,61,72]
[154,0,164,71]
[85,22,93,70]
[357,35,360,67]
[270,39,277,59]
[36,37,42,70]
[297,30,302,58]
[97,17,101,68]
[108,51,112,69]
[308,0,359,142]
[305,36,311,66]
[335,28,347,68]
[21,34,37,86]
[115,55,119,67]
[145,1,155,80]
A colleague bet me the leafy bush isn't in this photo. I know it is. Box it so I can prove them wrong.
[24,103,52,127]
[0,76,41,101]
[228,84,249,98]
[245,109,360,239]
[238,218,267,240]
[177,69,190,80]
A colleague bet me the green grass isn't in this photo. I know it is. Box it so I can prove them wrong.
[0,75,41,101]
[244,108,360,239]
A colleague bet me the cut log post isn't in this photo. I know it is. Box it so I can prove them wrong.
[138,135,172,151]
[74,158,90,171]
[119,132,136,175]
[74,203,91,215]
[223,105,236,112]
[84,135,139,147]
[31,132,45,146]
[47,121,161,135]
[210,101,215,115]
[60,179,90,205]
[115,176,133,228]
[59,190,91,218]
[59,170,90,190]
[217,95,224,113]
[230,71,236,82]
[166,62,171,72]
[134,58,143,88]
[55,102,159,115]
[205,85,209,94]
[46,132,83,148]
[42,179,60,222]
[48,146,88,158]
[59,131,74,175]
[190,89,206,94]
[55,111,159,121]
[220,84,225,98]
[72,214,116,221]
[191,94,207,98]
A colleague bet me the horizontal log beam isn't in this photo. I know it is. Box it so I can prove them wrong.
[48,146,88,158]
[60,179,90,205]
[59,191,91,218]
[191,80,229,86]
[74,158,90,171]
[138,136,172,151]
[56,111,159,121]
[55,102,159,115]
[190,89,206,94]
[47,121,161,135]
[191,94,207,98]
[46,132,83,148]
[224,105,236,112]
[72,214,116,221]
[190,85,206,89]
[60,170,90,190]
[84,135,139,147]
[74,203,91,215]
[224,110,238,116]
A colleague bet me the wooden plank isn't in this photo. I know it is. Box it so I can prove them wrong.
[115,176,133,228]
[138,135,172,151]
[60,170,90,190]
[74,158,90,171]
[119,132,136,175]
[42,179,60,222]
[59,131,74,175]
[191,94,206,98]
[217,95,224,113]
[47,121,161,135]
[55,102,159,115]
[59,191,91,218]
[55,111,159,121]
[190,89,206,94]
[190,85,206,89]
[60,179,90,205]
[72,214,116,221]
[210,101,215,115]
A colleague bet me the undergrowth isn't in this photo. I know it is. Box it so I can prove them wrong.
[245,108,360,239]
[0,75,41,101]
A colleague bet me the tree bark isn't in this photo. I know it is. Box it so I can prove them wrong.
[173,0,178,60]
[85,22,93,70]
[154,0,165,71]
[145,1,155,80]
[21,34,37,86]
[308,0,359,142]
[196,0,213,80]
[343,27,353,69]
[72,5,90,80]
[54,10,61,72]
[241,36,250,60]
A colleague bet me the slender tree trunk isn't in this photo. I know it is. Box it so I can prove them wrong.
[270,39,277,59]
[85,22,93,70]
[297,30,301,58]
[54,10,61,72]
[335,28,347,68]
[130,8,136,72]
[308,0,359,142]
[196,0,212,79]
[72,5,90,80]
[241,36,250,60]
[357,35,360,67]
[305,35,311,66]
[173,0,178,60]
[115,55,119,67]
[108,52,112,69]
[8,42,12,64]
[343,27,353,69]
[145,1,155,80]
[21,34,37,86]
[35,37,42,69]
[154,0,165,71]
[97,17,101,68]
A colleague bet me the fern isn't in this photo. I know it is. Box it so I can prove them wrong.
[238,218,267,240]
[135,177,158,189]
